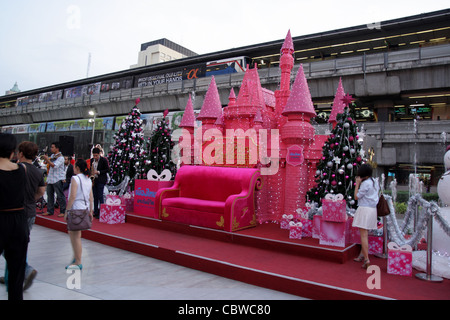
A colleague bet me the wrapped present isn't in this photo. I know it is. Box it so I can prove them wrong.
[122,192,134,212]
[280,214,294,229]
[100,197,125,224]
[322,193,347,222]
[301,219,313,238]
[346,217,361,244]
[312,215,322,239]
[369,236,383,254]
[289,221,303,240]
[387,242,412,276]
[319,220,347,247]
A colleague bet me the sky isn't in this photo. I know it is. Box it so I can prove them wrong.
[1,0,449,95]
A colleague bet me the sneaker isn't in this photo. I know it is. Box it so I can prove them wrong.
[23,269,37,291]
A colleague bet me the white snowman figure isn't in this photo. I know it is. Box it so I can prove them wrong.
[437,146,450,205]
[413,146,450,279]
[434,145,450,260]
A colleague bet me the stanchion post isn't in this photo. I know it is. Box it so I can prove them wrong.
[374,216,388,259]
[415,215,443,282]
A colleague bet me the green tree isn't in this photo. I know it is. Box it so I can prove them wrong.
[142,109,177,180]
[107,99,146,190]
[307,95,364,208]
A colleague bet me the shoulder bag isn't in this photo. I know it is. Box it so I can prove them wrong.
[67,176,92,231]
[377,193,390,217]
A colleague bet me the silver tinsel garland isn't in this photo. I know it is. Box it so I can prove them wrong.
[385,194,449,247]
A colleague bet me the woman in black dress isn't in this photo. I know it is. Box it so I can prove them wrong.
[0,133,29,300]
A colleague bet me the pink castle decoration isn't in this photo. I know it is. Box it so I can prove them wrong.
[179,30,345,223]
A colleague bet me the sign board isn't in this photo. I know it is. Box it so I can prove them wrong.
[286,145,304,166]
[133,179,173,217]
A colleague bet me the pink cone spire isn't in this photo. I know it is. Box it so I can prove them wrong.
[282,64,316,118]
[197,76,223,120]
[228,88,236,107]
[180,94,195,128]
[281,29,294,55]
[328,78,345,125]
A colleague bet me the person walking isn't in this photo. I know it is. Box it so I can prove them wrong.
[17,141,46,290]
[90,147,109,219]
[64,159,93,269]
[42,142,66,217]
[353,163,380,269]
[0,133,29,300]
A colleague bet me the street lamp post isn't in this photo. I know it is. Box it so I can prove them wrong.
[89,110,96,146]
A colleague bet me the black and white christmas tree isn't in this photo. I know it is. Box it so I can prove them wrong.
[307,94,365,208]
[142,109,177,181]
[107,98,146,190]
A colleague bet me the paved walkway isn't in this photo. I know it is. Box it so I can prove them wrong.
[0,225,305,300]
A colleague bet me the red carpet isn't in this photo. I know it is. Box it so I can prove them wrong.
[35,209,450,300]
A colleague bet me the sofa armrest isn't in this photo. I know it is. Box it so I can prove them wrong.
[155,187,180,219]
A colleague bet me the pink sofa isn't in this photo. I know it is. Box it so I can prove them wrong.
[155,165,262,232]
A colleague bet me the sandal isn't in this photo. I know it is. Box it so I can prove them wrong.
[361,259,371,269]
[354,255,364,262]
[66,264,83,270]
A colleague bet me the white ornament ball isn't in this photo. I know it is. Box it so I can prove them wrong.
[347,163,353,170]
[344,123,350,128]
[437,172,450,205]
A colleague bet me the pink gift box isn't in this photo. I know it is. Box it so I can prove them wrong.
[280,214,294,230]
[301,219,313,238]
[319,220,347,247]
[346,217,361,244]
[322,199,347,222]
[100,197,126,224]
[312,215,321,239]
[289,222,303,240]
[387,242,412,276]
[369,236,383,254]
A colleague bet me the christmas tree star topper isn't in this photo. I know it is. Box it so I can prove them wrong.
[341,93,355,106]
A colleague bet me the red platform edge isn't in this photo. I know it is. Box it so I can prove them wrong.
[35,212,450,300]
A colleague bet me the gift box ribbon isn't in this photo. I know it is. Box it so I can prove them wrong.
[388,242,412,252]
[324,193,344,201]
[282,214,294,220]
[289,221,303,227]
[106,198,122,206]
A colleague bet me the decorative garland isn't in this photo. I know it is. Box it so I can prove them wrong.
[385,194,450,247]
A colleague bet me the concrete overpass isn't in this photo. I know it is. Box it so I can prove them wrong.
[1,42,449,185]
[1,44,449,124]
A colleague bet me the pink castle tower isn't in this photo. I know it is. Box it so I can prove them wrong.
[179,94,196,165]
[328,78,346,128]
[264,30,295,220]
[281,64,317,215]
[180,30,327,223]
[275,30,295,129]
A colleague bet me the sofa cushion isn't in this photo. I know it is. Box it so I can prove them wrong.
[162,197,225,214]
[177,166,252,202]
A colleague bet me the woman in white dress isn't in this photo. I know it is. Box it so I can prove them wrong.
[64,159,93,269]
[353,164,379,269]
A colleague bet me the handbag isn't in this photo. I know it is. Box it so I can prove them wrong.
[377,194,390,217]
[67,176,92,231]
